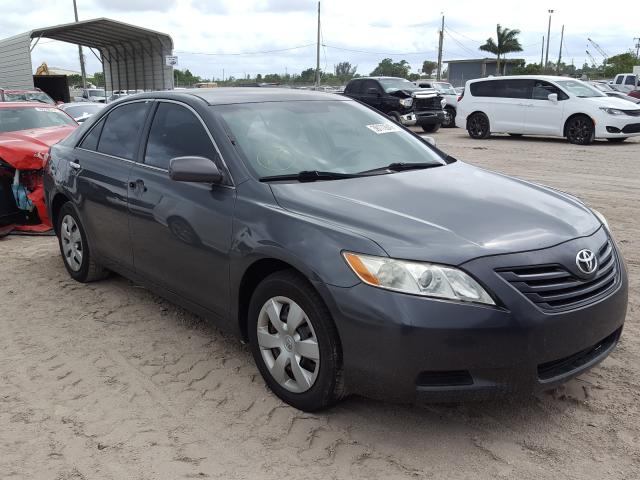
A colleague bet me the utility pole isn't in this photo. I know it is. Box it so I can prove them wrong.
[556,25,565,75]
[72,0,87,89]
[635,37,640,60]
[540,36,545,67]
[315,1,321,89]
[436,14,444,81]
[545,9,554,70]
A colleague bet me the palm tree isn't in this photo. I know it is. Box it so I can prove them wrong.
[479,24,523,75]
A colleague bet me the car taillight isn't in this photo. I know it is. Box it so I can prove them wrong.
[458,89,464,102]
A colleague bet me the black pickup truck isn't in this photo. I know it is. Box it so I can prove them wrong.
[343,76,446,132]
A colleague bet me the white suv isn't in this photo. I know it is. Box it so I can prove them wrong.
[456,75,640,144]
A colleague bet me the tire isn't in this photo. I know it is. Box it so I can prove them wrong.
[248,270,344,411]
[442,107,456,128]
[56,202,108,282]
[607,137,627,143]
[421,123,440,133]
[565,115,595,145]
[467,112,491,139]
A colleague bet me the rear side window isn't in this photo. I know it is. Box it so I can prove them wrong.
[79,118,105,151]
[470,80,497,97]
[144,103,216,170]
[97,101,151,160]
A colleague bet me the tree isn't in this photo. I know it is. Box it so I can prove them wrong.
[604,52,637,77]
[92,72,105,87]
[421,60,437,77]
[479,24,523,76]
[370,58,411,78]
[334,61,357,82]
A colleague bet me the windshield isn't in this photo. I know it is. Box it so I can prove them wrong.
[378,78,417,93]
[592,82,613,92]
[0,107,76,133]
[63,104,104,118]
[5,91,55,104]
[216,100,444,179]
[555,80,605,98]
[433,82,457,95]
[88,90,105,97]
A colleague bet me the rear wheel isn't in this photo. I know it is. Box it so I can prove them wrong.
[442,106,456,128]
[421,123,440,133]
[467,112,491,139]
[565,115,595,145]
[57,202,108,282]
[607,137,627,143]
[248,270,344,411]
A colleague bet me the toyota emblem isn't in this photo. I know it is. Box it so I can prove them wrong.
[576,249,598,275]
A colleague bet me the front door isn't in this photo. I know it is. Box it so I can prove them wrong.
[127,101,235,318]
[524,80,566,135]
[72,100,152,268]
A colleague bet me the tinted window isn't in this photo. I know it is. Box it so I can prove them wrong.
[470,80,497,97]
[144,103,215,170]
[79,118,105,151]
[97,101,150,160]
[615,76,623,84]
[362,80,381,94]
[346,80,362,94]
[532,80,567,100]
[625,76,637,86]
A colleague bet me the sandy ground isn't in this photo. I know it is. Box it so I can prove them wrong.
[1,130,639,480]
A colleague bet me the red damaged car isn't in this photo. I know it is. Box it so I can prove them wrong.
[0,102,77,236]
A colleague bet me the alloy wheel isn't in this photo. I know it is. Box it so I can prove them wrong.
[257,296,320,393]
[60,214,83,271]
[567,118,593,144]
[468,114,488,138]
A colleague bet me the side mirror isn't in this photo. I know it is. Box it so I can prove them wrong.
[367,87,380,96]
[169,156,224,184]
[548,93,558,103]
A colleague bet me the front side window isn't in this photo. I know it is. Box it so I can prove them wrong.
[216,100,444,179]
[625,76,637,86]
[144,103,216,170]
[361,80,381,94]
[615,76,623,84]
[0,107,75,133]
[532,80,567,100]
[97,101,151,160]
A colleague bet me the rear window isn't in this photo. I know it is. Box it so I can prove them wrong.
[0,107,75,133]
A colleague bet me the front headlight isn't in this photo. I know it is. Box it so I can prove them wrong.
[600,107,626,115]
[591,208,609,229]
[343,252,495,305]
[399,98,413,107]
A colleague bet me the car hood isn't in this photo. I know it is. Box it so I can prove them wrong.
[0,125,76,169]
[581,96,640,109]
[269,161,600,265]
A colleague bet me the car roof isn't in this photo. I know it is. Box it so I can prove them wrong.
[467,75,576,83]
[0,101,58,109]
[61,102,104,107]
[129,87,350,106]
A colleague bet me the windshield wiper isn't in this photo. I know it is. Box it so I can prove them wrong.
[358,162,441,174]
[260,170,364,183]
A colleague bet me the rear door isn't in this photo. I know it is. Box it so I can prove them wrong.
[127,100,235,318]
[72,100,152,268]
[524,80,567,135]
[471,79,530,133]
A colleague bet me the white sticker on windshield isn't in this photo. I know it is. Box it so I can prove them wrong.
[34,107,55,112]
[366,123,402,134]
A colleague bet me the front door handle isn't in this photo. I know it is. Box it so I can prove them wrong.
[129,179,147,192]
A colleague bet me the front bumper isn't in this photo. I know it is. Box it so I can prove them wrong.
[326,228,628,402]
[416,109,447,126]
[399,112,417,126]
[595,114,640,138]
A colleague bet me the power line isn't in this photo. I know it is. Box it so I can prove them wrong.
[323,44,438,56]
[443,28,477,56]
[443,25,482,45]
[175,44,315,56]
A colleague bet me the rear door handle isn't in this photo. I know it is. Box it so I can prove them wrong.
[69,160,81,170]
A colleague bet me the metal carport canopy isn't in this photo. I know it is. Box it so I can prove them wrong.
[0,18,174,91]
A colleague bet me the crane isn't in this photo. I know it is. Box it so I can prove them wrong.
[587,38,608,65]
[585,50,598,68]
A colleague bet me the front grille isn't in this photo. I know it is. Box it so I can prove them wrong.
[413,96,442,110]
[496,239,618,311]
[622,123,640,134]
[537,328,621,381]
[622,109,640,117]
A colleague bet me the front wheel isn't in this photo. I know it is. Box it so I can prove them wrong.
[421,123,440,133]
[442,107,456,128]
[467,112,491,139]
[248,270,344,411]
[565,115,595,145]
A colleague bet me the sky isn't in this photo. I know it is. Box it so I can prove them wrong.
[2,0,639,80]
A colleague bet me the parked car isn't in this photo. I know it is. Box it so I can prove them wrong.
[610,73,639,94]
[0,87,56,105]
[0,102,77,234]
[414,80,458,128]
[59,102,105,123]
[45,88,627,411]
[344,77,446,132]
[75,88,107,103]
[588,81,638,101]
[457,75,640,144]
